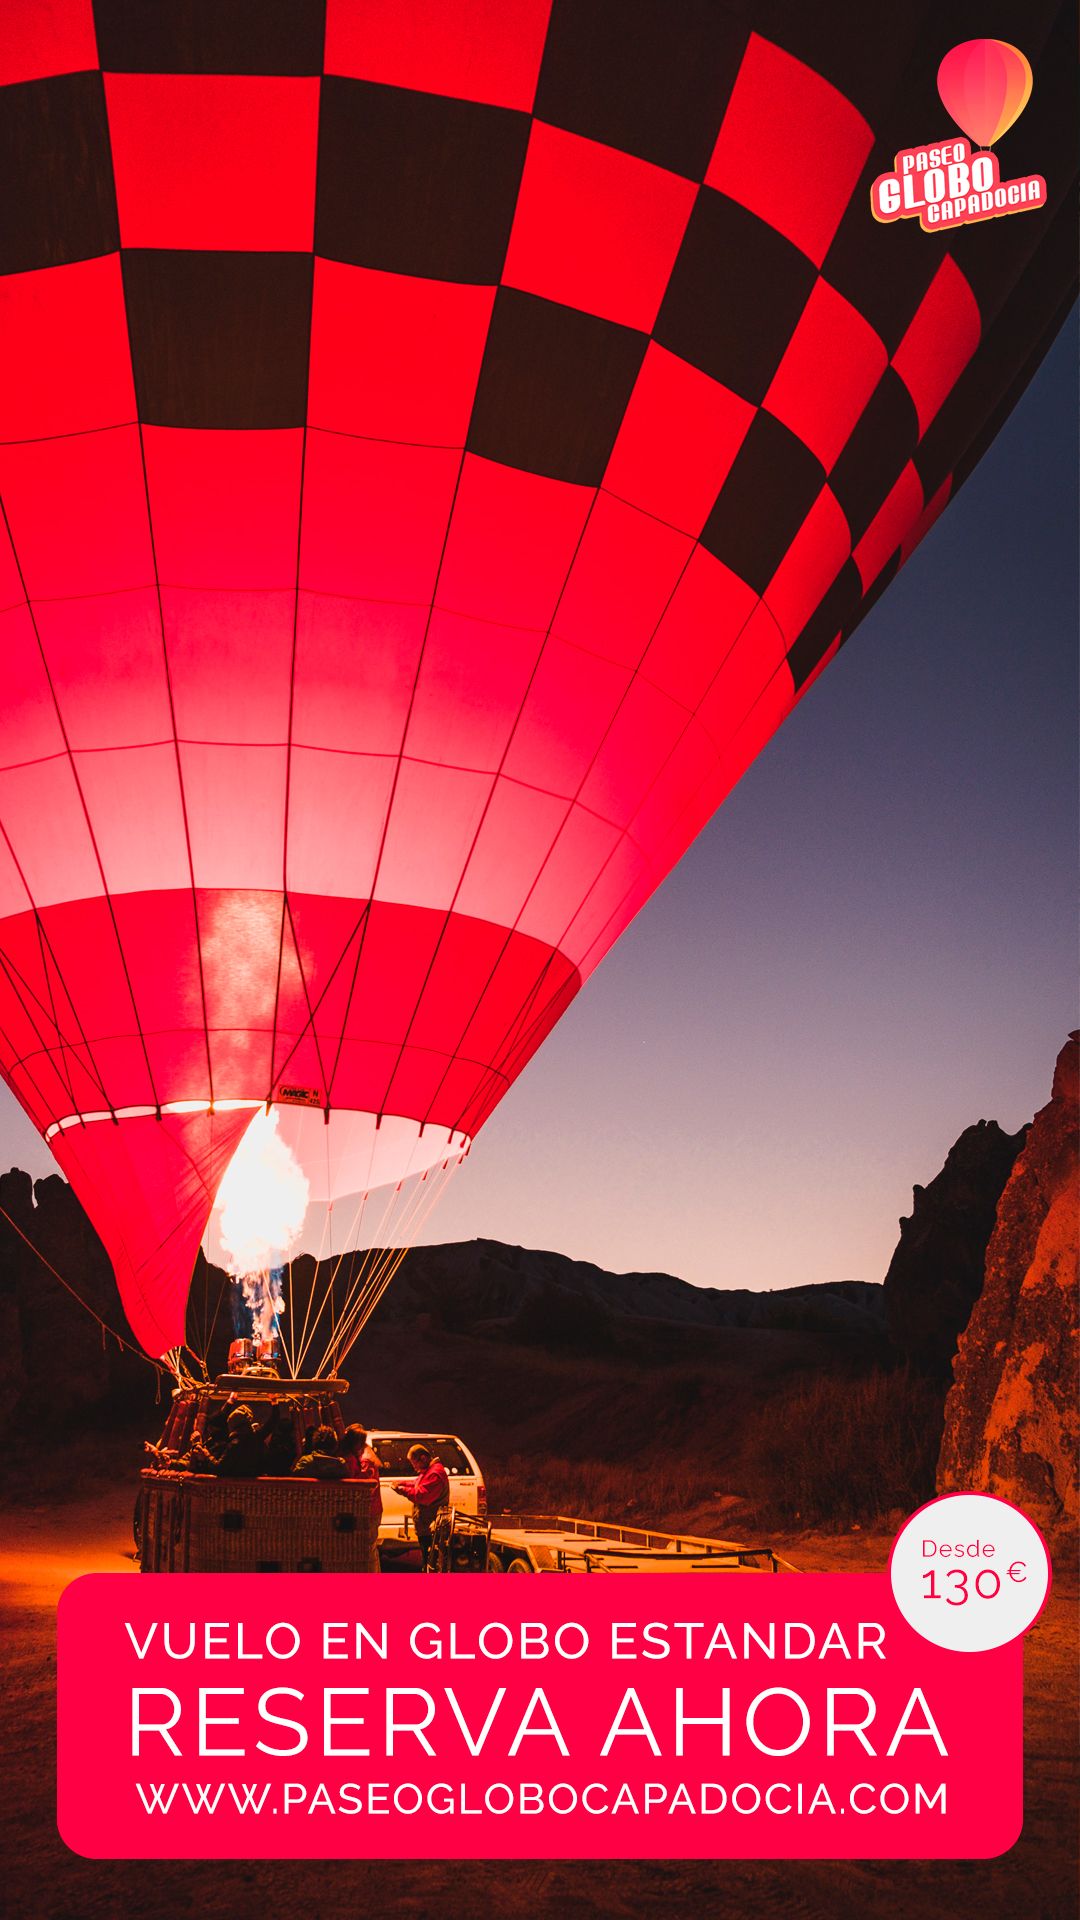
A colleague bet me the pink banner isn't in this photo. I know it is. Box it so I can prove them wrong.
[57,1572,1021,1859]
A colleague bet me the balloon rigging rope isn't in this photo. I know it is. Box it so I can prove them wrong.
[316,1175,430,1371]
[319,1213,391,1366]
[282,1257,295,1378]
[0,1198,168,1374]
[308,1192,408,1377]
[330,1157,461,1370]
[185,1108,229,1377]
[282,1113,333,1375]
[0,933,112,1124]
[320,1154,461,1375]
[29,925,83,1126]
[293,1179,396,1378]
[319,1185,372,1346]
[320,1216,404,1369]
[194,1104,214,1366]
[290,1180,385,1377]
[287,1196,358,1376]
[194,1259,231,1378]
[287,1185,341,1379]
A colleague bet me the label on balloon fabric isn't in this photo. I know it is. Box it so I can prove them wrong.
[57,1572,1023,1860]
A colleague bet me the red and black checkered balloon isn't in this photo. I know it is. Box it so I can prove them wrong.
[0,2,1074,1352]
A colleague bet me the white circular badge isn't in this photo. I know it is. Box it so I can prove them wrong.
[889,1492,1051,1652]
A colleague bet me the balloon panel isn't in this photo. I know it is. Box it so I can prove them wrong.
[0,2,1074,1354]
[50,1106,255,1356]
[272,1106,467,1206]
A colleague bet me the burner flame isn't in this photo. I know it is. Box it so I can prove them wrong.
[215,1107,309,1345]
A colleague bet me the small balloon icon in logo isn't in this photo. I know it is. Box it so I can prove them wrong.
[937,39,1033,149]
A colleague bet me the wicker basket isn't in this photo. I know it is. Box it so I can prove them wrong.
[139,1470,380,1573]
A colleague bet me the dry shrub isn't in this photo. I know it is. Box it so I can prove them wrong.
[486,1368,945,1535]
[744,1365,946,1530]
[490,1452,717,1523]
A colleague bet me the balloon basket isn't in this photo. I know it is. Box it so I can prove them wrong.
[139,1376,374,1571]
[136,1469,379,1574]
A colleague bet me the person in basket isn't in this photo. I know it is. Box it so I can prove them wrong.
[342,1424,383,1572]
[291,1425,347,1480]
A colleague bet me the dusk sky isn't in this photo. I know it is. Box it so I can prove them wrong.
[2,319,1075,1295]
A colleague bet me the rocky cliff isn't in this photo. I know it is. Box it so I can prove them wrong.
[0,1167,153,1432]
[938,1035,1079,1535]
[882,1119,1027,1375]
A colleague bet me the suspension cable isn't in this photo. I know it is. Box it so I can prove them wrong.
[326,1167,457,1373]
[288,1187,338,1379]
[318,1175,425,1357]
[0,1199,168,1373]
[319,1155,462,1374]
[292,1180,396,1377]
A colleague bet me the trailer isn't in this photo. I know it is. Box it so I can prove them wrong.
[464,1510,795,1575]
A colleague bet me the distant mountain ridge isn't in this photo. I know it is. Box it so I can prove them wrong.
[374,1237,885,1342]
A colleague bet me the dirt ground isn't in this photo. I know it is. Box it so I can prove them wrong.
[1,1464,1076,1920]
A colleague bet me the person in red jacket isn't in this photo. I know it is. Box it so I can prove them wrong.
[393,1444,450,1571]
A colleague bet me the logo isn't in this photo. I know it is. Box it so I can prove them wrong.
[275,1083,322,1107]
[871,39,1046,233]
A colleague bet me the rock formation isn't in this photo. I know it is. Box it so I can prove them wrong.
[883,1119,1027,1375]
[938,1035,1079,1535]
[0,1168,153,1434]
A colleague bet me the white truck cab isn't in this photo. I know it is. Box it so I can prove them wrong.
[367,1431,486,1555]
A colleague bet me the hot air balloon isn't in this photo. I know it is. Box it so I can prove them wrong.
[937,39,1033,150]
[0,2,1075,1366]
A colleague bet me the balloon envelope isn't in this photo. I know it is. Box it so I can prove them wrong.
[937,39,1033,149]
[0,2,1074,1354]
